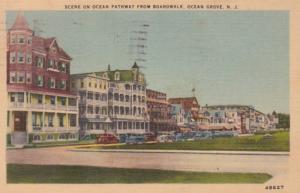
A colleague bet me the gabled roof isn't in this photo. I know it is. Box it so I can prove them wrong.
[10,12,32,31]
[169,97,199,106]
[32,36,71,59]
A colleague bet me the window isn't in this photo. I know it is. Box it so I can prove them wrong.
[26,73,31,84]
[27,36,32,45]
[115,72,120,81]
[69,114,76,127]
[60,63,66,72]
[95,93,100,100]
[10,52,16,63]
[58,114,64,127]
[59,134,66,140]
[18,93,24,103]
[60,80,66,90]
[49,59,55,68]
[87,92,93,100]
[48,114,54,127]
[36,75,43,87]
[69,133,76,139]
[18,72,25,83]
[61,97,66,105]
[125,84,131,90]
[18,35,25,44]
[47,135,54,141]
[95,106,100,114]
[18,52,25,63]
[10,34,16,44]
[37,95,43,104]
[49,78,55,89]
[94,83,97,88]
[36,57,44,68]
[87,106,93,114]
[26,54,32,64]
[9,72,17,83]
[50,96,55,105]
[33,135,41,141]
[80,82,84,88]
[89,82,91,87]
[10,93,16,102]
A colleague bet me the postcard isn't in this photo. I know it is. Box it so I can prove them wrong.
[0,0,299,193]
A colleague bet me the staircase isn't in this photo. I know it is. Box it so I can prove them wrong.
[11,131,27,147]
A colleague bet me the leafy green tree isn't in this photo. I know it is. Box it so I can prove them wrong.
[276,113,290,129]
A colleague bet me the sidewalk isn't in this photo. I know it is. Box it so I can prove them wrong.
[69,148,289,156]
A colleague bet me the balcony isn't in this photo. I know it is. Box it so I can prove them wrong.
[8,102,26,108]
[32,126,79,133]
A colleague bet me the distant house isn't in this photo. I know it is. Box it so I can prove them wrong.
[168,97,200,121]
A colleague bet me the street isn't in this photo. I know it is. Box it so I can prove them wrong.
[6,146,289,183]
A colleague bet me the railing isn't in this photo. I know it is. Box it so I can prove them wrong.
[32,126,79,133]
[8,102,26,108]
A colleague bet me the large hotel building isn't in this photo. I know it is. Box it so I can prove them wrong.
[7,13,79,145]
[71,63,150,136]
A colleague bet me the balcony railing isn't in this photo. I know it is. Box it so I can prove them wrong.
[32,126,79,133]
[9,102,78,112]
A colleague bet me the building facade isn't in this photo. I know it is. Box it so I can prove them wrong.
[71,73,111,136]
[7,13,79,145]
[202,104,278,133]
[146,89,176,134]
[168,97,201,129]
[73,63,150,135]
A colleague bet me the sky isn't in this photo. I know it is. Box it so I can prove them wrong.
[6,11,289,114]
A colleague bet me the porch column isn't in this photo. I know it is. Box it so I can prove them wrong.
[27,111,32,133]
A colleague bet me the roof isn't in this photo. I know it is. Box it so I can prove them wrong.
[10,12,32,31]
[168,97,199,107]
[32,36,71,59]
[96,70,134,81]
[10,13,71,60]
[132,62,139,69]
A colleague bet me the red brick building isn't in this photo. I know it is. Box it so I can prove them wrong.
[7,13,79,145]
[146,89,176,133]
[168,97,200,120]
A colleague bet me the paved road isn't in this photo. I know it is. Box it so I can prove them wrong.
[6,146,289,183]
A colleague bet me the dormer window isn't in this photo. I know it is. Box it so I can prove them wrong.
[115,72,120,81]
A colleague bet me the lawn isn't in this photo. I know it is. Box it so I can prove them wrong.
[99,131,289,151]
[7,164,272,184]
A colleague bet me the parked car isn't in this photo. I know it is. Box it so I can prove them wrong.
[145,133,156,142]
[96,134,118,144]
[126,135,145,144]
[263,133,273,140]
[157,135,174,143]
[194,131,213,140]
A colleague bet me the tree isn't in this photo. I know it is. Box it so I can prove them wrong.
[276,113,290,129]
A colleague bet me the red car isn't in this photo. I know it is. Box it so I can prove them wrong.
[96,134,118,144]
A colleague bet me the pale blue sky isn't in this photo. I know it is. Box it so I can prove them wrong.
[7,11,289,114]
